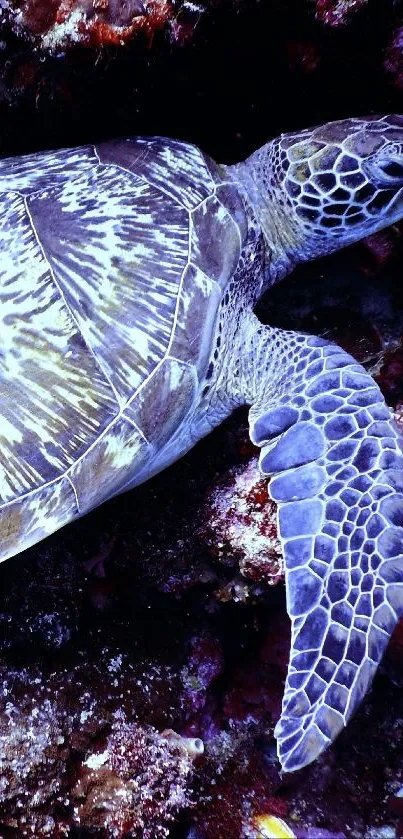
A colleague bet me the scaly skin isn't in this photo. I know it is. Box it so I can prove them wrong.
[227,115,403,770]
[231,311,402,771]
[233,114,403,284]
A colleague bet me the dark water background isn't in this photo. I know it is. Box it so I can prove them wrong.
[1,0,402,163]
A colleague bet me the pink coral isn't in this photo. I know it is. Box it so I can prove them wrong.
[315,0,368,26]
[199,457,282,589]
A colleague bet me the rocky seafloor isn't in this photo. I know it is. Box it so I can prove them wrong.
[2,0,403,837]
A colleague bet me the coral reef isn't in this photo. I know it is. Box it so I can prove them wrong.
[198,457,282,594]
[0,0,205,50]
[73,722,196,837]
[0,650,191,835]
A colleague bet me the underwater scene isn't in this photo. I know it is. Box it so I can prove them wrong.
[1,0,403,836]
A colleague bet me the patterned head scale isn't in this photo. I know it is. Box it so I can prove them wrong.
[268,115,403,257]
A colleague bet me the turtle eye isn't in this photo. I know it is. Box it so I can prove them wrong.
[378,160,403,179]
[369,158,403,187]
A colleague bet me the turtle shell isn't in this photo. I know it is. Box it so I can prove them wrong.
[0,137,247,561]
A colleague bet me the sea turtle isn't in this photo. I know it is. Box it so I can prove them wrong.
[1,115,403,773]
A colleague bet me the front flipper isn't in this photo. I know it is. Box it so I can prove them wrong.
[246,322,403,772]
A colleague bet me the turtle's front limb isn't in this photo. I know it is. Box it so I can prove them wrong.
[238,313,403,772]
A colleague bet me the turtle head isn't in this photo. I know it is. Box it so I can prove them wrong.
[243,115,403,281]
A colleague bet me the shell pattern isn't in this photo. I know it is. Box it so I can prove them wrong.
[0,137,247,562]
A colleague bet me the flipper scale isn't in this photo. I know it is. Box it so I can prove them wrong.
[246,321,403,771]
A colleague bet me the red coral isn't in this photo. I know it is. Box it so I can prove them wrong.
[199,458,282,587]
[5,0,184,50]
[77,1,173,48]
